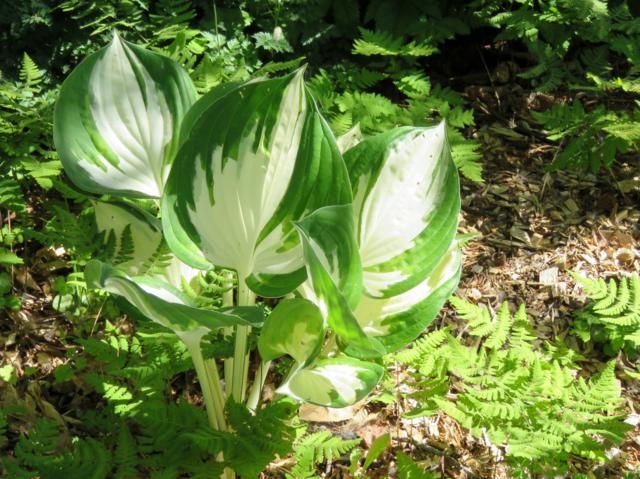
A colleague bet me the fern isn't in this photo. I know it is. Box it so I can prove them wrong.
[397,452,436,479]
[485,302,512,349]
[450,136,484,183]
[113,225,135,265]
[1,417,112,479]
[396,328,449,364]
[395,73,431,98]
[533,99,639,172]
[254,31,293,53]
[573,273,640,354]
[398,297,631,474]
[113,422,138,479]
[185,400,296,478]
[353,28,438,57]
[19,53,44,88]
[0,177,27,214]
[287,430,361,479]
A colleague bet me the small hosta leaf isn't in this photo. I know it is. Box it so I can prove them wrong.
[277,357,384,408]
[295,205,384,359]
[258,298,324,364]
[85,260,261,334]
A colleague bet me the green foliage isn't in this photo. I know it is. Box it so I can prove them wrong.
[352,28,438,57]
[479,1,640,91]
[2,318,296,478]
[397,298,631,475]
[287,430,361,479]
[397,452,436,479]
[186,400,296,477]
[1,418,112,479]
[573,273,640,354]
[533,100,640,172]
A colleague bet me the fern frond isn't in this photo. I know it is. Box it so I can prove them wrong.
[353,28,438,57]
[395,73,431,98]
[593,279,619,310]
[19,53,44,87]
[574,361,623,413]
[485,302,512,349]
[288,430,360,478]
[255,57,306,76]
[114,225,135,265]
[573,273,640,352]
[114,422,137,479]
[396,328,449,364]
[450,139,484,183]
[572,272,608,299]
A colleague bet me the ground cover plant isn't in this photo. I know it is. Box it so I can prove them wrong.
[1,1,640,478]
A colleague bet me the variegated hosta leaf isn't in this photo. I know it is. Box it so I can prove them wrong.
[162,70,352,297]
[344,122,460,298]
[158,82,247,271]
[277,357,384,408]
[54,33,197,198]
[258,298,324,365]
[94,200,163,276]
[94,200,203,291]
[295,205,384,359]
[336,124,363,154]
[85,260,262,334]
[354,246,462,353]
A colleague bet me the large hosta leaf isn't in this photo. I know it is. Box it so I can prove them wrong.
[85,260,262,334]
[54,33,197,198]
[277,357,383,408]
[295,205,384,359]
[344,123,460,298]
[163,70,352,297]
[354,246,462,353]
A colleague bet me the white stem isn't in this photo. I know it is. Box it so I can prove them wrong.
[204,359,227,431]
[230,275,255,404]
[221,271,235,397]
[181,330,234,479]
[180,330,225,431]
[247,360,271,411]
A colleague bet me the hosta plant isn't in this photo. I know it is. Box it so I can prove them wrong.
[53,32,461,476]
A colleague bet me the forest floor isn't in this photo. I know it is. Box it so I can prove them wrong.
[2,71,640,478]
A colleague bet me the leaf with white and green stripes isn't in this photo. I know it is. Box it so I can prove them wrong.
[94,200,202,291]
[344,123,460,298]
[295,205,384,359]
[354,246,462,353]
[94,200,163,276]
[277,356,384,408]
[162,69,352,296]
[54,33,197,198]
[85,260,262,334]
[258,298,324,365]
